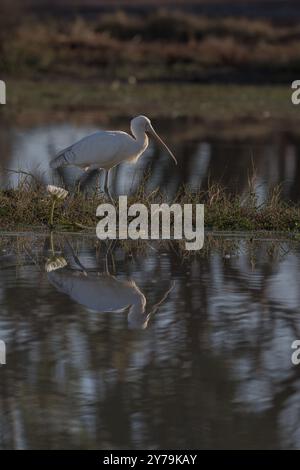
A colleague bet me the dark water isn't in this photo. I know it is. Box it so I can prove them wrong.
[1,232,300,449]
[1,118,300,203]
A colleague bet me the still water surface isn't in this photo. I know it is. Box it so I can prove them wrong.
[0,233,300,449]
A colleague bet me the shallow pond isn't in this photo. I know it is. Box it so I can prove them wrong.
[0,232,300,449]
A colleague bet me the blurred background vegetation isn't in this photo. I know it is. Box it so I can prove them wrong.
[1,0,299,131]
[1,0,300,83]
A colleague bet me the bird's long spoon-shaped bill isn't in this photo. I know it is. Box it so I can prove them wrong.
[148,125,177,165]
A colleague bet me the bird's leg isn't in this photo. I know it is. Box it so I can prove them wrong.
[63,171,87,211]
[63,236,88,275]
[75,170,88,194]
[104,239,116,274]
[103,169,109,197]
[103,169,115,205]
[63,190,74,211]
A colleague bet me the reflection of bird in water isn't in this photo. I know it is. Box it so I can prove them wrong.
[50,115,177,201]
[46,237,174,329]
[48,270,149,329]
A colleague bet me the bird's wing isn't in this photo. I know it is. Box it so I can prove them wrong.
[63,131,131,169]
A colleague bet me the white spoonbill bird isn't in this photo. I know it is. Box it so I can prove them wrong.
[50,115,177,201]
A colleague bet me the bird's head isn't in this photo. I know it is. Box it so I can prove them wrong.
[131,115,151,131]
[131,115,177,165]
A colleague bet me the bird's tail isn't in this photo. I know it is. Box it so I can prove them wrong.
[50,152,68,169]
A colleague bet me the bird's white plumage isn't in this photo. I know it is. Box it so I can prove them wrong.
[62,130,143,170]
[50,115,176,172]
[48,270,148,328]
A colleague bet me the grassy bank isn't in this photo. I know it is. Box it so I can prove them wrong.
[1,178,300,233]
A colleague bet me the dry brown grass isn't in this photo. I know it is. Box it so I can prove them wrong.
[2,11,300,81]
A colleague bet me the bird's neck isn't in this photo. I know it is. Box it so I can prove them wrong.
[132,129,148,150]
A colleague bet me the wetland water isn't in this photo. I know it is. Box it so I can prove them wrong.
[1,118,300,203]
[0,233,300,449]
